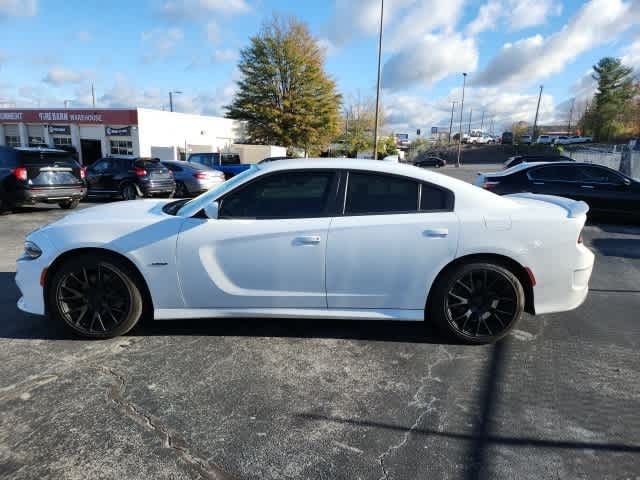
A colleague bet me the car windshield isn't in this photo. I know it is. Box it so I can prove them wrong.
[176,165,259,217]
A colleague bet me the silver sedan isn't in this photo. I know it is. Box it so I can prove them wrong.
[162,160,226,197]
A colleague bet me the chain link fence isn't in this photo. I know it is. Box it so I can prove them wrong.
[566,144,640,180]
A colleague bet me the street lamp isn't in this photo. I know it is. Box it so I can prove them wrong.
[169,90,182,112]
[372,0,384,160]
[456,73,467,168]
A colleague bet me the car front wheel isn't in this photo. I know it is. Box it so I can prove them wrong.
[47,254,144,338]
[428,262,525,344]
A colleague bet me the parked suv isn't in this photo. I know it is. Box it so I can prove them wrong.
[86,156,175,200]
[0,146,86,213]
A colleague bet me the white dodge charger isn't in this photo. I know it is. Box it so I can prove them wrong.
[16,159,595,344]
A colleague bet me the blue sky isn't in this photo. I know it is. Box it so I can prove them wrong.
[0,0,639,133]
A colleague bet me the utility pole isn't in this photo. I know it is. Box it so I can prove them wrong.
[456,72,467,168]
[448,101,457,144]
[372,0,384,160]
[468,108,473,134]
[480,110,485,132]
[169,90,182,112]
[567,97,575,134]
[532,84,543,141]
[91,83,96,108]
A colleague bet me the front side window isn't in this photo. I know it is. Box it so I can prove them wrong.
[110,140,133,155]
[528,165,579,182]
[345,172,418,215]
[577,166,624,184]
[220,171,334,219]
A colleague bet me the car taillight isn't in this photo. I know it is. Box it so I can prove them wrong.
[80,167,87,180]
[193,172,209,179]
[134,167,147,177]
[482,180,500,190]
[12,167,28,181]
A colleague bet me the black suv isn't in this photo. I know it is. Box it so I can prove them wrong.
[86,157,176,200]
[0,146,86,213]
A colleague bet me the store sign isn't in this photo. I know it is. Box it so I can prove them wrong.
[105,126,131,136]
[48,125,71,135]
[0,109,138,124]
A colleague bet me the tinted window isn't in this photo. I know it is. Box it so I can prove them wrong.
[577,165,624,184]
[420,184,451,211]
[528,165,579,181]
[92,159,112,172]
[0,148,17,168]
[345,172,418,215]
[164,163,183,172]
[220,171,334,219]
[135,158,162,170]
[17,151,76,167]
[221,154,240,165]
[189,154,206,165]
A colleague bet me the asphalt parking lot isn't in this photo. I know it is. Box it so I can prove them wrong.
[1,166,639,480]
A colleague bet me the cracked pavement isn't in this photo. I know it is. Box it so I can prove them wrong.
[1,176,639,479]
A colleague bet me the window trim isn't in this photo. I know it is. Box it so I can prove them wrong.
[217,168,341,220]
[527,164,625,186]
[340,170,454,217]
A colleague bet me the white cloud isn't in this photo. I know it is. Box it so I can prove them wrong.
[507,0,562,30]
[42,67,85,86]
[212,48,238,63]
[160,0,250,19]
[466,0,502,36]
[206,21,219,43]
[141,27,184,62]
[472,0,639,87]
[621,39,640,71]
[382,34,478,90]
[571,70,597,102]
[0,0,37,17]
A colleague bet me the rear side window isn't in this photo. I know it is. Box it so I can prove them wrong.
[220,171,335,219]
[345,172,418,215]
[420,184,452,211]
[528,165,579,181]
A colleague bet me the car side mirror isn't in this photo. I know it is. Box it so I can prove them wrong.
[204,201,219,219]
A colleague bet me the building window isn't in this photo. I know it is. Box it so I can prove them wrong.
[53,137,72,147]
[5,135,20,148]
[28,136,46,147]
[110,140,133,155]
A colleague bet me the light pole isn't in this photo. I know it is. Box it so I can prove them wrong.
[567,97,575,134]
[372,0,384,160]
[448,101,457,144]
[480,110,485,132]
[468,108,473,134]
[456,72,467,168]
[532,84,543,141]
[169,90,182,112]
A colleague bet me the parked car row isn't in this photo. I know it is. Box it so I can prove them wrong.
[0,146,234,214]
[516,135,593,145]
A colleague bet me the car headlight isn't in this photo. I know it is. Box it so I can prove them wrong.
[24,241,42,259]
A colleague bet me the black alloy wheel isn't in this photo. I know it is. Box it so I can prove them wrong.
[429,262,524,344]
[121,183,138,201]
[175,181,188,198]
[48,255,143,338]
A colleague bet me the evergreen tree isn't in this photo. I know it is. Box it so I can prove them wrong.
[591,57,634,141]
[226,17,341,154]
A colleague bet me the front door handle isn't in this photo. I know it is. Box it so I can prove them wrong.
[580,185,595,189]
[423,228,449,238]
[295,235,321,245]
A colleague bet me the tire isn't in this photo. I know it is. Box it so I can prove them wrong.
[46,253,144,339]
[427,262,525,344]
[0,197,10,216]
[121,183,138,201]
[59,198,80,210]
[175,181,188,198]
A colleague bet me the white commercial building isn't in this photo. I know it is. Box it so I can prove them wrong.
[0,107,263,165]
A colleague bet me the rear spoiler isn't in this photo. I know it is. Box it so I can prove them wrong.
[506,193,589,218]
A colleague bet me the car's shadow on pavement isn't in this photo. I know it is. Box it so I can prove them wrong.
[0,271,455,345]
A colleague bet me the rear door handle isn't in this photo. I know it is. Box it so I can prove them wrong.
[423,228,449,238]
[295,235,321,245]
[580,185,595,189]
[533,182,545,185]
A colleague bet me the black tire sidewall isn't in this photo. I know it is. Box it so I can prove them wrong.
[46,254,144,339]
[428,262,525,344]
[121,184,137,201]
[59,199,80,209]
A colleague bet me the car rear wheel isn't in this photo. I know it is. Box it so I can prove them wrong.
[59,198,80,210]
[47,254,144,338]
[121,183,138,201]
[428,262,525,344]
[175,181,188,198]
